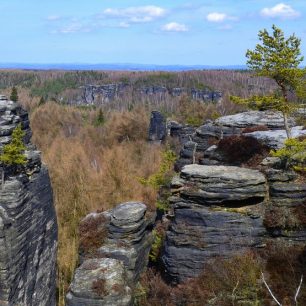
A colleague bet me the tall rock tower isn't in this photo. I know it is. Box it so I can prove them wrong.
[0,96,58,305]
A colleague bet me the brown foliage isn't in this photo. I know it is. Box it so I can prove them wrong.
[27,103,163,304]
[92,279,107,297]
[242,125,269,133]
[137,252,263,306]
[79,214,108,255]
[259,242,306,305]
[218,135,269,165]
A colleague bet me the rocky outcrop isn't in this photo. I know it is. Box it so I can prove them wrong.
[148,111,166,142]
[83,84,128,104]
[173,111,306,169]
[67,202,154,306]
[215,110,295,129]
[162,164,267,283]
[79,84,222,105]
[0,97,57,305]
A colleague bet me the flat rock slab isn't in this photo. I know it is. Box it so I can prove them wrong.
[245,126,306,149]
[111,202,147,226]
[215,110,295,129]
[179,165,267,205]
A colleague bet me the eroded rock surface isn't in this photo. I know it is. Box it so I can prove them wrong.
[67,202,154,306]
[0,97,57,305]
[78,84,222,105]
[162,164,267,283]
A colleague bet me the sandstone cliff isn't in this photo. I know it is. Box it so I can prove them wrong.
[0,97,57,306]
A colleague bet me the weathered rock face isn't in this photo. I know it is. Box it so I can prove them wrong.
[263,168,306,241]
[67,202,154,306]
[162,164,268,283]
[0,97,57,305]
[148,111,166,142]
[83,84,128,104]
[79,84,222,105]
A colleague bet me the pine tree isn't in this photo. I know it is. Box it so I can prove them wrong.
[231,25,305,138]
[0,124,26,169]
[10,86,18,102]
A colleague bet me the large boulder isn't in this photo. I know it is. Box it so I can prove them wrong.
[66,258,132,306]
[178,164,267,205]
[0,98,57,305]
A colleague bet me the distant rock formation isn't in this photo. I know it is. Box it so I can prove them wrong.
[78,84,222,105]
[67,202,154,306]
[0,97,57,305]
[148,111,166,142]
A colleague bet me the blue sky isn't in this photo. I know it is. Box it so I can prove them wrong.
[0,0,305,65]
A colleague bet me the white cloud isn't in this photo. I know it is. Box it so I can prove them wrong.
[103,6,166,23]
[118,22,130,28]
[161,22,188,32]
[206,12,227,22]
[58,22,91,34]
[260,3,300,19]
[47,15,61,21]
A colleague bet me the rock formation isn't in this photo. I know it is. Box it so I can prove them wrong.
[163,165,267,282]
[148,111,166,142]
[174,111,306,170]
[78,84,222,105]
[0,97,57,305]
[67,202,154,306]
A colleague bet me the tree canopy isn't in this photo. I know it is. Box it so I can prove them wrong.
[246,24,304,98]
[231,25,305,138]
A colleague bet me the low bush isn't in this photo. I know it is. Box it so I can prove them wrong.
[271,137,306,172]
[218,135,269,165]
[79,214,108,255]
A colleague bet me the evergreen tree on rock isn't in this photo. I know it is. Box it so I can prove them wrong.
[231,25,305,138]
[0,124,26,172]
[10,86,18,102]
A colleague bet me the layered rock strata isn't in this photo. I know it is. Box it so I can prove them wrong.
[67,202,154,306]
[162,164,268,283]
[0,97,57,305]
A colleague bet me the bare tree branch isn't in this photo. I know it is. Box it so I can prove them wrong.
[294,275,303,306]
[261,272,282,306]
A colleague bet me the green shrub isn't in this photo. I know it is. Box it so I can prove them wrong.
[149,230,163,262]
[0,124,26,169]
[271,137,306,171]
[139,148,176,190]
